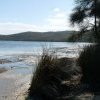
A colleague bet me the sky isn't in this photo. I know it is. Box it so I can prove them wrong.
[0,0,75,35]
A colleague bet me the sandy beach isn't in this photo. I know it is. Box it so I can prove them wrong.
[0,70,31,100]
[0,54,37,100]
[0,45,87,100]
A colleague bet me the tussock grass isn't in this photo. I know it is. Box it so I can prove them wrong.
[0,67,7,73]
[27,50,80,100]
[77,44,100,92]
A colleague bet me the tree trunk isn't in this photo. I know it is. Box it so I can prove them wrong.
[94,0,99,42]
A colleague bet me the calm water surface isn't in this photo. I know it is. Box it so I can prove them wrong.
[0,41,89,55]
[0,41,91,74]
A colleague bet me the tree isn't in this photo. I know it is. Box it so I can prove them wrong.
[70,0,100,41]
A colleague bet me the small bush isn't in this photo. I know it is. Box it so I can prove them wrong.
[27,51,80,100]
[0,68,7,73]
[77,44,100,92]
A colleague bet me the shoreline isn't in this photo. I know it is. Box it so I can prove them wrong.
[0,46,88,100]
[0,54,35,100]
[0,68,32,100]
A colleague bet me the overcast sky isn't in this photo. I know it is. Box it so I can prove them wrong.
[0,0,75,35]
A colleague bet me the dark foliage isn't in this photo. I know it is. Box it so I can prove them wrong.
[70,6,86,25]
[27,52,80,100]
[70,0,100,41]
[77,44,100,92]
[68,31,97,42]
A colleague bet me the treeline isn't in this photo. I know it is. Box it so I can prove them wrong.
[68,31,97,42]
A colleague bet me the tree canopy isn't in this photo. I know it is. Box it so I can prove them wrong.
[70,0,100,41]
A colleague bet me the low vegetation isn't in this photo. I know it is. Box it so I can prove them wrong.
[0,67,7,73]
[26,51,80,100]
[27,43,100,99]
[77,44,100,93]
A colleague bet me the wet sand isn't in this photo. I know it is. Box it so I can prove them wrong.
[0,70,31,100]
[0,54,35,100]
[0,47,85,100]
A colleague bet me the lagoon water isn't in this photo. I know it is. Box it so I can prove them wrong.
[0,41,90,70]
[0,41,89,55]
[0,41,66,55]
[0,41,91,99]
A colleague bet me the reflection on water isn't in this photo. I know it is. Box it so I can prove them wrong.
[0,41,90,55]
[0,41,91,75]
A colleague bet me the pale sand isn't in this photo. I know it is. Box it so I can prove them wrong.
[0,54,38,100]
[0,46,92,100]
[0,70,31,100]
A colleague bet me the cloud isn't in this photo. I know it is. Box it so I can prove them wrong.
[53,8,60,12]
[45,8,77,31]
[0,8,75,35]
[0,22,43,35]
[46,8,68,30]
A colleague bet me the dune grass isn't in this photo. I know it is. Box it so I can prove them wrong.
[0,67,7,73]
[25,44,100,99]
[77,43,100,92]
[26,50,80,100]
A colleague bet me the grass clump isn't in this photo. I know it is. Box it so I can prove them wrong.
[27,51,80,100]
[0,67,7,73]
[77,44,100,92]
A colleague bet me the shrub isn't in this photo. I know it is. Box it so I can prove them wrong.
[77,44,100,92]
[0,67,7,73]
[27,51,80,100]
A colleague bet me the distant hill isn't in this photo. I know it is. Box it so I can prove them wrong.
[0,31,76,42]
